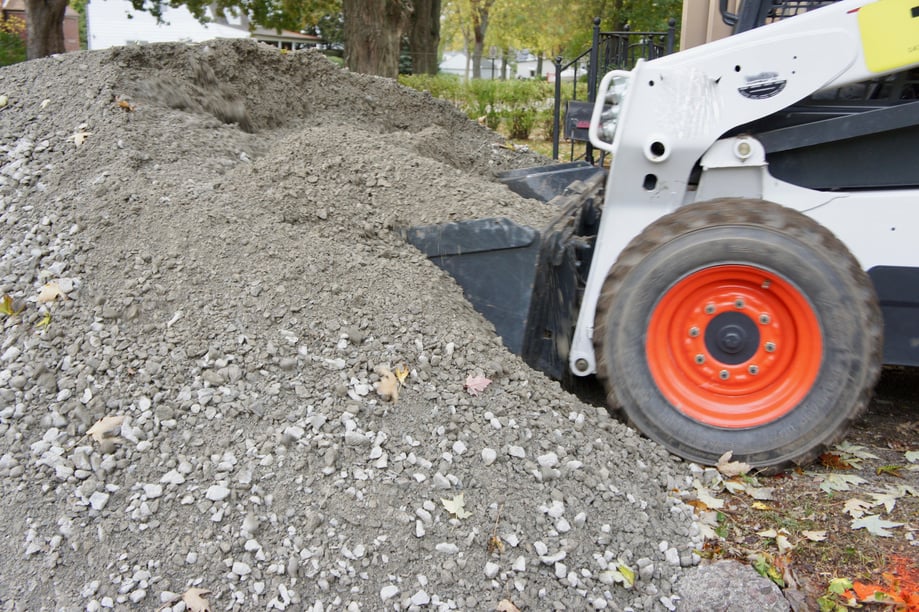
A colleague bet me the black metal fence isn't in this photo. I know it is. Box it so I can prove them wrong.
[552,18,677,161]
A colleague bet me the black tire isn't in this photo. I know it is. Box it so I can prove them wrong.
[594,199,882,471]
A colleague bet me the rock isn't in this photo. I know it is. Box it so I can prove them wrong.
[676,560,790,612]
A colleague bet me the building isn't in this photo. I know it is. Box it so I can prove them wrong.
[85,0,319,51]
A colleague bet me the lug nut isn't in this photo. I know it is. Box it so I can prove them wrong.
[689,326,700,338]
[719,370,730,380]
[695,354,705,364]
[704,303,716,315]
[734,299,745,309]
[748,364,759,375]
[759,314,770,325]
[765,342,776,352]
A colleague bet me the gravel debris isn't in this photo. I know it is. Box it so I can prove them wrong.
[0,38,718,610]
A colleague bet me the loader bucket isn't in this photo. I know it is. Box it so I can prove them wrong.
[404,168,606,380]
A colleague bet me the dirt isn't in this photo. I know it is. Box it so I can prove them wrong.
[0,38,915,612]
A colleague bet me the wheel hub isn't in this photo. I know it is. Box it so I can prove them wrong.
[705,311,759,365]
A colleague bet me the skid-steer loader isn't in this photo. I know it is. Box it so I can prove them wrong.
[406,0,919,471]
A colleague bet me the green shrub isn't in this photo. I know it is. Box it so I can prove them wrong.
[0,16,27,67]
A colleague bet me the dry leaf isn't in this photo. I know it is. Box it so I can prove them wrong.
[117,99,136,112]
[487,534,504,554]
[441,493,472,519]
[801,530,827,542]
[495,599,521,612]
[716,450,751,477]
[0,294,25,316]
[38,281,67,303]
[850,514,904,537]
[86,415,125,443]
[464,375,491,396]
[843,497,871,519]
[374,369,399,402]
[183,587,212,612]
[69,129,92,147]
[36,312,52,328]
[394,364,409,384]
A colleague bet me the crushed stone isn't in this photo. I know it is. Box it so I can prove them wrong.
[0,38,751,610]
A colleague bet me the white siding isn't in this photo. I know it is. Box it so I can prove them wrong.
[86,0,248,50]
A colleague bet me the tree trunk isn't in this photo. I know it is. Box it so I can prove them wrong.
[343,0,413,78]
[24,0,68,60]
[469,0,494,79]
[407,0,440,75]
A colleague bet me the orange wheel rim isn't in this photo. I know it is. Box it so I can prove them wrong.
[646,264,822,429]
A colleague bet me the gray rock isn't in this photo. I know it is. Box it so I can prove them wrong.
[676,560,790,612]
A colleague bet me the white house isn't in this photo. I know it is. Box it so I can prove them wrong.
[85,0,319,51]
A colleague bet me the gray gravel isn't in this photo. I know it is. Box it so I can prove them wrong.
[0,39,735,611]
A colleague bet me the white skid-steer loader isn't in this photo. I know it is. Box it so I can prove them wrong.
[405,0,919,471]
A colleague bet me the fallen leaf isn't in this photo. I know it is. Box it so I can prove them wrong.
[495,599,521,612]
[818,473,867,494]
[835,441,880,462]
[844,497,871,519]
[441,493,472,519]
[40,98,50,109]
[745,486,775,501]
[850,514,904,537]
[36,312,52,328]
[38,281,67,303]
[182,587,212,612]
[616,561,635,587]
[875,464,904,478]
[716,450,751,477]
[0,294,25,316]
[487,534,504,554]
[374,368,399,402]
[69,129,92,147]
[751,501,773,511]
[86,415,125,443]
[905,450,919,463]
[820,452,852,470]
[464,375,491,396]
[693,481,725,509]
[394,364,409,384]
[117,99,135,112]
[801,530,828,542]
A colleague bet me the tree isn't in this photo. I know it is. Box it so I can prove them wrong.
[468,0,495,79]
[343,0,412,78]
[407,0,441,75]
[24,0,67,59]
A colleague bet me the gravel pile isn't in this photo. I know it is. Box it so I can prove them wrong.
[0,39,707,611]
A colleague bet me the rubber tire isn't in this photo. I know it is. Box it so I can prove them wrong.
[594,199,882,471]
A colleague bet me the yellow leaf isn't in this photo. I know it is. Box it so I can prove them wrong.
[441,493,472,519]
[617,561,636,587]
[86,415,125,443]
[36,312,52,328]
[751,501,773,510]
[394,364,409,384]
[182,587,212,612]
[0,294,24,316]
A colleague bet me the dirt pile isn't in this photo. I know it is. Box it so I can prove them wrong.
[1,39,706,610]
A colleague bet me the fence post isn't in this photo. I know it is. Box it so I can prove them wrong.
[587,17,601,103]
[552,55,563,160]
[666,18,676,54]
